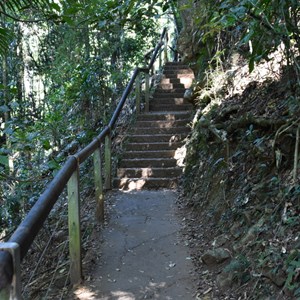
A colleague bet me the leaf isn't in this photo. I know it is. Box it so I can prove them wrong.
[0,155,9,167]
[42,139,51,150]
[0,105,10,113]
[49,2,61,12]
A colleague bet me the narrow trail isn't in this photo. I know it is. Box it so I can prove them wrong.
[69,190,196,300]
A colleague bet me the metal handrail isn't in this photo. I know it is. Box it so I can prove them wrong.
[0,27,168,298]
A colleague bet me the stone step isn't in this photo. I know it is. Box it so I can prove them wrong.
[120,158,177,168]
[161,78,181,84]
[117,167,182,178]
[132,126,190,135]
[125,142,183,151]
[149,104,193,111]
[135,118,190,128]
[128,134,186,143]
[154,91,185,98]
[122,150,175,159]
[161,75,193,89]
[164,69,194,75]
[150,98,190,105]
[159,83,185,90]
[136,111,192,121]
[114,177,178,190]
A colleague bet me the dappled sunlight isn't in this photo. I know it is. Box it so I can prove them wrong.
[73,286,97,299]
[120,178,146,191]
[71,281,172,300]
[174,98,185,105]
[111,291,135,299]
[142,168,153,177]
[178,76,193,88]
[174,145,187,167]
[168,135,181,145]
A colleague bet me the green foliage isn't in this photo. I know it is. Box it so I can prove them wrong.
[187,0,300,72]
[285,250,300,295]
[0,0,175,234]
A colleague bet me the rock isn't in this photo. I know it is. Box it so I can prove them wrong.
[217,271,235,289]
[234,216,265,252]
[201,248,231,266]
[262,268,286,287]
[230,222,244,239]
[212,234,229,248]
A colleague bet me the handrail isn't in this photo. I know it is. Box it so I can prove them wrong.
[0,27,169,297]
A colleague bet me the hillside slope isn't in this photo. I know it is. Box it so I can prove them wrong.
[181,52,300,299]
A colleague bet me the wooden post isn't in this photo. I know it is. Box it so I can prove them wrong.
[67,167,82,285]
[145,72,150,113]
[136,72,141,114]
[94,148,104,222]
[0,242,22,300]
[104,134,112,190]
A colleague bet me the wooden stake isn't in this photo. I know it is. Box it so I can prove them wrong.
[94,148,104,222]
[67,168,82,285]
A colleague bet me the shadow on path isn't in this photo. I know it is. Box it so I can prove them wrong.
[69,190,196,300]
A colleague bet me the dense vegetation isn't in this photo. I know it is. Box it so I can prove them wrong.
[178,0,300,298]
[0,0,299,297]
[0,0,175,233]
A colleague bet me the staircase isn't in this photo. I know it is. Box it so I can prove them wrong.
[114,62,194,190]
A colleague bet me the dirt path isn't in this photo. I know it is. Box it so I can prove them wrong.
[69,190,196,300]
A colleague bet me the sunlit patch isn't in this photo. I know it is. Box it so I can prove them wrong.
[142,168,153,177]
[168,135,179,146]
[73,286,97,299]
[120,179,146,191]
[174,145,187,167]
[174,98,184,105]
[111,291,135,300]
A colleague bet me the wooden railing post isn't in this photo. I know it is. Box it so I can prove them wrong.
[94,147,104,222]
[136,71,141,114]
[104,133,112,190]
[0,242,21,300]
[67,166,82,285]
[145,71,150,112]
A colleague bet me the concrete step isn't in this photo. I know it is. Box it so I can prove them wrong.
[122,150,175,159]
[160,78,181,84]
[120,158,177,168]
[117,167,182,178]
[164,68,194,75]
[125,142,183,151]
[150,98,190,105]
[136,111,192,121]
[150,104,193,111]
[132,126,190,135]
[114,177,178,190]
[159,83,185,90]
[135,119,190,128]
[128,134,186,143]
[154,91,185,98]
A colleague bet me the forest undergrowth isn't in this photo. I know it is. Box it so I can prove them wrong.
[181,49,300,299]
